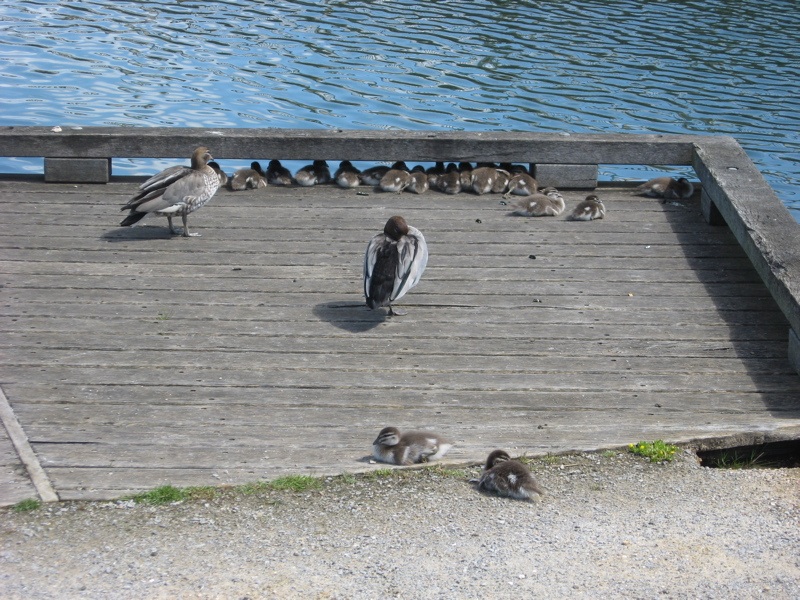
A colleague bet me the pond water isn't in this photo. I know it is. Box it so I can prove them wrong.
[1,0,798,220]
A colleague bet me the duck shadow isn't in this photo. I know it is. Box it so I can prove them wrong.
[313,301,387,332]
[101,226,174,242]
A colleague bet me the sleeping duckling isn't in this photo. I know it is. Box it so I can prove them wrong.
[295,160,331,186]
[503,172,538,198]
[470,166,500,195]
[380,164,412,193]
[265,159,293,186]
[372,426,454,465]
[437,163,462,194]
[475,449,545,500]
[229,161,267,191]
[359,164,391,186]
[509,187,565,217]
[425,161,445,189]
[636,176,694,200]
[567,194,605,221]
[407,166,429,194]
[334,160,361,188]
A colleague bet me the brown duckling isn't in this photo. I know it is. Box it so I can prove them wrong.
[372,426,454,465]
[567,194,606,221]
[475,449,545,500]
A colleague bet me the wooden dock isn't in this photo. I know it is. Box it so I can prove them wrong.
[1,129,799,504]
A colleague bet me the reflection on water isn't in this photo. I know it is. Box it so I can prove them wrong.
[0,0,798,218]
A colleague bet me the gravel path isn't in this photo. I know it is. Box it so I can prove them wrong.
[1,450,798,599]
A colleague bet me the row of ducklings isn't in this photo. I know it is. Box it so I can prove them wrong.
[372,426,544,501]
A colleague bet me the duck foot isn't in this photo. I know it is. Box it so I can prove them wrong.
[388,307,407,316]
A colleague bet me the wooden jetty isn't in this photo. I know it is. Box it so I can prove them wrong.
[1,128,799,504]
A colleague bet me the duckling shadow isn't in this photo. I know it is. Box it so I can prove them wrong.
[313,301,387,332]
[102,226,174,242]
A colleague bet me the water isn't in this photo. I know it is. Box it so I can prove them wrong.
[1,0,798,220]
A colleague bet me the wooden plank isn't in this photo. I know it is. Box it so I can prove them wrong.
[1,127,700,164]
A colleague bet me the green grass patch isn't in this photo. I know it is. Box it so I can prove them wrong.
[266,475,322,492]
[628,440,679,463]
[12,499,41,513]
[705,448,766,469]
[130,485,187,505]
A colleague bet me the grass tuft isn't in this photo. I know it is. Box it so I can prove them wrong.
[628,440,679,463]
[266,475,322,492]
[12,499,41,513]
[130,485,187,505]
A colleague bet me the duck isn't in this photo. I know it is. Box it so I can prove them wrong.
[364,215,428,316]
[509,187,565,217]
[295,160,331,186]
[207,161,228,188]
[425,161,445,189]
[265,159,293,186]
[636,176,694,200]
[372,426,454,465]
[407,166,429,194]
[492,168,512,194]
[120,146,218,237]
[437,163,462,194]
[568,194,606,221]
[379,164,412,193]
[334,160,361,188]
[458,162,473,189]
[229,161,267,191]
[475,449,545,500]
[470,166,501,195]
[359,164,391,186]
[503,172,538,198]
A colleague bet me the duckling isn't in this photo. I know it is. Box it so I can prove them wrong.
[509,187,565,217]
[334,160,361,188]
[229,161,267,191]
[295,160,330,186]
[407,166,429,194]
[207,161,228,188]
[265,159,293,186]
[567,194,605,221]
[425,161,445,189]
[120,146,219,237]
[359,164,391,186]
[379,164,412,193]
[437,163,462,194]
[475,449,545,500]
[470,166,500,195]
[503,172,538,198]
[636,176,694,201]
[364,215,428,316]
[458,162,473,189]
[372,426,454,465]
[492,169,512,194]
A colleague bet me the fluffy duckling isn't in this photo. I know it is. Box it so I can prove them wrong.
[359,164,391,186]
[380,164,412,193]
[120,146,218,237]
[265,159,293,186]
[492,169,512,194]
[364,215,428,316]
[334,160,361,188]
[207,161,228,188]
[458,162,473,189]
[372,427,454,465]
[503,172,538,198]
[407,166,429,194]
[437,163,462,194]
[509,187,565,217]
[568,194,606,221]
[475,450,545,500]
[295,160,331,186]
[425,161,445,189]
[229,161,267,191]
[636,176,694,200]
[470,166,499,195]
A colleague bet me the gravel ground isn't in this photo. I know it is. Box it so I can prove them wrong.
[1,449,798,599]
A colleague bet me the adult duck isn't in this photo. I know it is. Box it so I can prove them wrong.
[120,146,218,237]
[364,215,428,316]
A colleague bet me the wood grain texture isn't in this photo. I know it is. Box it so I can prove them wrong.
[1,176,799,502]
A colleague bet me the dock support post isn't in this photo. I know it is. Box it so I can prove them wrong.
[44,157,111,183]
[790,329,800,377]
[701,189,726,226]
[531,164,598,189]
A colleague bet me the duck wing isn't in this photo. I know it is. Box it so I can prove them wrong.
[122,165,191,210]
[391,226,428,302]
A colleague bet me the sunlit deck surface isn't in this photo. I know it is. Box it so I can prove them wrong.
[2,178,800,503]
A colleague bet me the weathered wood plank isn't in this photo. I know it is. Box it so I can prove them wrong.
[0,127,700,164]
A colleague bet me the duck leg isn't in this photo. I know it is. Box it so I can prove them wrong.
[167,215,180,236]
[181,213,200,237]
[388,306,407,317]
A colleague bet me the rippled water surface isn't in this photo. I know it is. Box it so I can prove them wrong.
[1,0,798,219]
